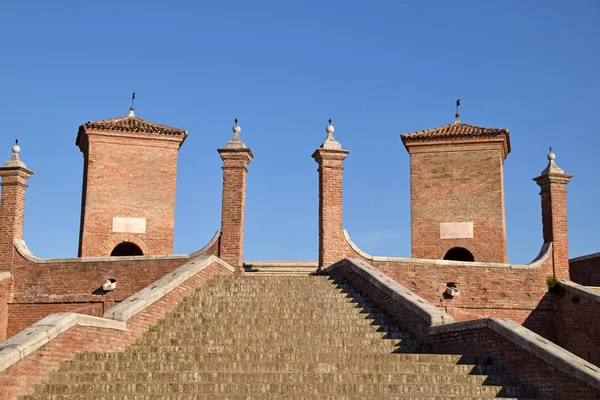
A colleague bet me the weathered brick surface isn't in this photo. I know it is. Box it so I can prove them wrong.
[77,131,184,257]
[0,166,33,272]
[429,327,600,399]
[0,260,232,400]
[406,145,507,263]
[555,283,600,366]
[5,233,220,339]
[534,172,573,280]
[218,148,252,274]
[327,264,433,340]
[570,253,600,286]
[313,148,349,270]
[343,239,558,341]
[326,260,600,399]
[0,277,11,342]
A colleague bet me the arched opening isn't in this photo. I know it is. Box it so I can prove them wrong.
[110,242,143,257]
[443,247,474,262]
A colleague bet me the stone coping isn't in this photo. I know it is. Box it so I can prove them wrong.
[343,229,551,269]
[0,254,233,373]
[104,255,233,321]
[0,271,10,282]
[569,251,600,263]
[323,258,454,327]
[12,230,220,264]
[244,260,318,267]
[0,313,125,372]
[430,318,600,392]
[559,280,600,303]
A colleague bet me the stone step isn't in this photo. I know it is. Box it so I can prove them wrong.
[142,330,414,341]
[138,337,418,348]
[58,360,506,375]
[31,382,535,397]
[128,342,410,354]
[153,322,410,335]
[163,309,396,320]
[45,371,522,386]
[20,394,533,400]
[72,352,489,365]
[159,312,400,330]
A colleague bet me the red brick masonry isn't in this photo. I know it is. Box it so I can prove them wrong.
[0,254,233,399]
[324,258,600,400]
[3,232,219,340]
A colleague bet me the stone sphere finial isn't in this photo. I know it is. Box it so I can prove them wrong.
[233,118,241,134]
[326,119,334,134]
[12,139,20,154]
[548,146,555,161]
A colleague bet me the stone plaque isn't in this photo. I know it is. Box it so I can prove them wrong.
[440,222,473,239]
[112,217,146,234]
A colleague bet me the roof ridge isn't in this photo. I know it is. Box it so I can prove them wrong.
[80,114,187,137]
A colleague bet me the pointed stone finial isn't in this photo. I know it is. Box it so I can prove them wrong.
[3,139,27,168]
[225,118,246,149]
[541,146,564,174]
[321,118,342,150]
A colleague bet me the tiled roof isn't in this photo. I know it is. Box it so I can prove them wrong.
[80,115,187,137]
[401,122,510,152]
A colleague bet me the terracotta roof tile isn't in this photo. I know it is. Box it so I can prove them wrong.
[401,122,510,152]
[80,115,187,137]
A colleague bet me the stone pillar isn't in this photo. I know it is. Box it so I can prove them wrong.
[533,148,573,280]
[0,142,34,272]
[313,120,349,271]
[218,120,253,274]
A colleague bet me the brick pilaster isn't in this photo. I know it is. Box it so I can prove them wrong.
[533,150,572,280]
[217,121,253,274]
[0,144,33,342]
[312,121,349,271]
[0,145,34,272]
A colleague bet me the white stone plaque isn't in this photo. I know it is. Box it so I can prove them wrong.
[112,217,146,234]
[440,222,473,239]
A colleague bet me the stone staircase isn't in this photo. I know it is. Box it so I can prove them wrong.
[19,275,542,399]
[244,261,318,276]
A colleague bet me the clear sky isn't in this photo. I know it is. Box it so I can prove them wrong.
[1,1,599,263]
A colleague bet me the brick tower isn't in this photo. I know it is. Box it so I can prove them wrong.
[401,112,510,263]
[76,106,187,257]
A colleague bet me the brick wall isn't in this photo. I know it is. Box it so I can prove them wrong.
[5,234,219,339]
[325,259,600,399]
[570,253,600,286]
[6,303,103,338]
[408,147,507,263]
[429,326,600,399]
[78,134,182,257]
[343,237,557,341]
[0,259,232,400]
[0,277,11,342]
[554,283,600,366]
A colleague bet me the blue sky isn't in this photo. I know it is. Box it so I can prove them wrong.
[1,1,598,263]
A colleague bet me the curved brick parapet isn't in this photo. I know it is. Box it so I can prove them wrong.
[342,229,556,336]
[5,233,220,338]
